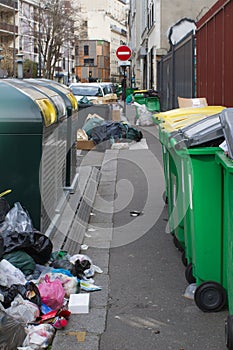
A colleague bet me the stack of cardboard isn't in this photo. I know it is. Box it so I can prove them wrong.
[178,96,208,108]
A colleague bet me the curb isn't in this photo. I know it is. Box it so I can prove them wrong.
[51,149,119,350]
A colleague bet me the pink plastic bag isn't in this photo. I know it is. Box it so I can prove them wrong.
[38,275,65,310]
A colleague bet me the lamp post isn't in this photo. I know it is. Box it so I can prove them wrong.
[13,0,17,77]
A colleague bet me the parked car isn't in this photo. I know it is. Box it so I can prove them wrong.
[99,82,115,95]
[69,83,105,102]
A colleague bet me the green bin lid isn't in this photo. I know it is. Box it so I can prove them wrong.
[4,80,57,127]
[6,79,66,120]
[0,81,44,134]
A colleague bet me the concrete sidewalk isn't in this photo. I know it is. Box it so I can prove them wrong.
[51,102,141,349]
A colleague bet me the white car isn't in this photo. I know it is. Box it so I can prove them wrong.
[69,83,105,103]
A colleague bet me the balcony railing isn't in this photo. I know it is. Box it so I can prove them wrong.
[0,22,18,34]
[0,0,18,10]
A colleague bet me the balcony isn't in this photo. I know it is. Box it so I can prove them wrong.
[0,0,18,10]
[0,22,18,35]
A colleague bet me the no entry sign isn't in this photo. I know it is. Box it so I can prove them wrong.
[116,45,132,61]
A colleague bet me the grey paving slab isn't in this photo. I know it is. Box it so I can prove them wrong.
[83,227,113,249]
[90,274,109,308]
[64,308,107,334]
[97,181,116,197]
[89,211,113,224]
[51,331,99,350]
[92,194,115,212]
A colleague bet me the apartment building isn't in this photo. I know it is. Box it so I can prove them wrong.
[0,0,75,82]
[75,0,128,83]
[128,0,217,90]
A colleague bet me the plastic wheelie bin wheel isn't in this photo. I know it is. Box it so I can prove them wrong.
[173,235,184,252]
[182,251,188,267]
[226,315,233,350]
[194,282,226,312]
[162,191,168,204]
[185,262,196,284]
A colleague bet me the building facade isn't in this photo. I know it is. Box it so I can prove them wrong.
[75,0,128,83]
[128,0,217,90]
[0,0,19,77]
[0,0,75,83]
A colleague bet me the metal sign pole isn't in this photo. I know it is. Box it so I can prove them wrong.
[123,65,126,114]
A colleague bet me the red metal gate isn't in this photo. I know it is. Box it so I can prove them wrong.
[196,0,233,107]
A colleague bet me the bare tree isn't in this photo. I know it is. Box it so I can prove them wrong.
[20,0,81,79]
[0,44,14,77]
[37,0,78,79]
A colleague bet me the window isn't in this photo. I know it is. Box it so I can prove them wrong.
[84,45,89,55]
[84,58,94,66]
[148,1,155,30]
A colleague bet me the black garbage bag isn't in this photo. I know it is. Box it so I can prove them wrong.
[0,282,41,309]
[0,309,26,349]
[73,259,91,279]
[50,258,74,272]
[2,230,53,265]
[121,122,143,142]
[24,230,53,265]
[91,121,125,145]
[1,202,53,264]
[91,121,143,146]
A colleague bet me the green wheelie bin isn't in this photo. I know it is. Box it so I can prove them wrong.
[170,113,227,312]
[157,106,225,258]
[214,108,233,349]
[215,151,233,348]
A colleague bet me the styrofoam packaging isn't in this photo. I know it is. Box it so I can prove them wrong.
[68,293,90,314]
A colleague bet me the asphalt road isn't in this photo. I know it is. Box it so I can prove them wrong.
[99,124,228,350]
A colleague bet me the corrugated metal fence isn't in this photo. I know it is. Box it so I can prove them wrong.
[196,0,233,107]
[157,32,195,111]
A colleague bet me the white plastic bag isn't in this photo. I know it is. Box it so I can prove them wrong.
[5,294,40,323]
[23,324,55,349]
[0,259,27,287]
[134,103,154,126]
[2,202,34,233]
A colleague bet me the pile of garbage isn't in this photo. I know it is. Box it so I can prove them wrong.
[0,201,102,350]
[78,114,143,150]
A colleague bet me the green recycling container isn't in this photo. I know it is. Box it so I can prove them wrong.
[158,124,185,252]
[169,138,227,313]
[145,96,160,113]
[28,78,79,188]
[216,152,233,348]
[0,80,65,232]
[5,79,70,231]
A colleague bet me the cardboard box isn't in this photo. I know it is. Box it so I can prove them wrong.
[77,139,95,150]
[68,293,90,314]
[178,96,208,108]
[112,109,121,121]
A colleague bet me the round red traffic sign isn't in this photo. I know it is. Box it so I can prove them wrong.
[116,45,132,61]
